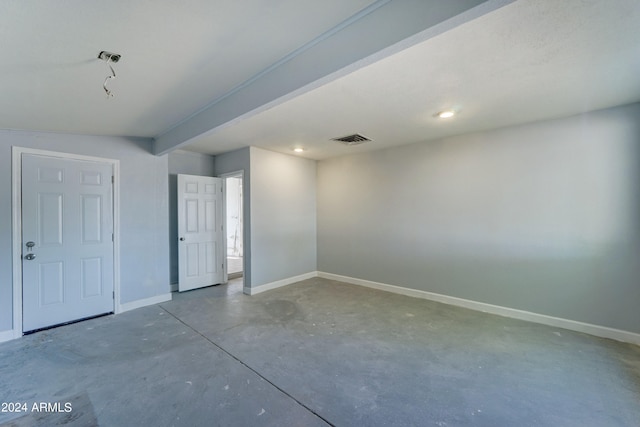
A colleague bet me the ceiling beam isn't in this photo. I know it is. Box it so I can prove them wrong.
[153,0,515,156]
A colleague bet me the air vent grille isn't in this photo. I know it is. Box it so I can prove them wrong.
[331,133,372,146]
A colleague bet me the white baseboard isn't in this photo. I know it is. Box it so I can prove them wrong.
[317,272,640,346]
[245,271,318,295]
[118,293,172,313]
[0,329,19,343]
[1,293,173,343]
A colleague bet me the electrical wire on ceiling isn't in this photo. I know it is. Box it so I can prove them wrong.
[98,51,121,98]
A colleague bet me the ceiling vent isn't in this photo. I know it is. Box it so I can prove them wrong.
[330,133,372,146]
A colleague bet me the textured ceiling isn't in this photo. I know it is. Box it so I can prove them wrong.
[184,0,640,159]
[0,0,373,136]
[1,0,638,160]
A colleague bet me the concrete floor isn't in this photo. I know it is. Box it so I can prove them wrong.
[1,277,639,427]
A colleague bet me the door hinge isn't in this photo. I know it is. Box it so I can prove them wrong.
[113,291,115,299]
[112,233,114,242]
[111,176,114,184]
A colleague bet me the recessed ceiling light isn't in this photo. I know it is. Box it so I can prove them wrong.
[293,147,305,153]
[436,110,456,119]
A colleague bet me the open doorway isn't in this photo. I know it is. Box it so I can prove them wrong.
[224,173,243,281]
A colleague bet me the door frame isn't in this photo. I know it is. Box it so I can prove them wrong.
[219,170,245,287]
[11,147,121,339]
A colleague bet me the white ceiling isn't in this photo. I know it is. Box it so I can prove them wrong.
[2,0,639,160]
[0,0,373,136]
[185,0,640,159]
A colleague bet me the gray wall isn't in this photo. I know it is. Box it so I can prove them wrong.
[317,103,640,334]
[168,150,215,284]
[249,147,317,287]
[214,147,252,286]
[0,130,170,333]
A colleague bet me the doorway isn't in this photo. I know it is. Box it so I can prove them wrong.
[12,147,120,337]
[223,173,243,281]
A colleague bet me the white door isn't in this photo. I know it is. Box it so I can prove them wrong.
[22,154,114,332]
[177,174,224,292]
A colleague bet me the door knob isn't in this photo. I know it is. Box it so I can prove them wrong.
[25,253,36,261]
[179,237,185,241]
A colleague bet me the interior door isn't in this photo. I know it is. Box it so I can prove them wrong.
[22,154,114,332]
[177,174,224,292]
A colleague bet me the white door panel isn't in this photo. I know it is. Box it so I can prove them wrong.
[178,174,224,292]
[22,154,114,332]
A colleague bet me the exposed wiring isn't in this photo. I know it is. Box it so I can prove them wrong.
[98,51,120,98]
[103,56,116,98]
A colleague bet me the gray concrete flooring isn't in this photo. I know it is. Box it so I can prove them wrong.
[1,277,639,426]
